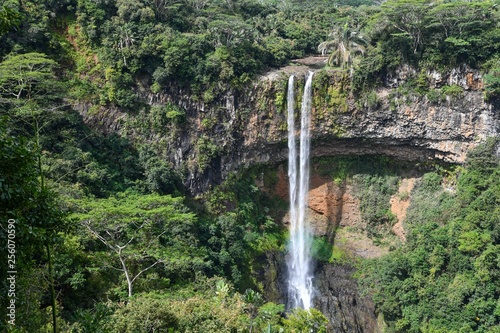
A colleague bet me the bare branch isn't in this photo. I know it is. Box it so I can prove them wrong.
[83,221,118,252]
[131,260,163,284]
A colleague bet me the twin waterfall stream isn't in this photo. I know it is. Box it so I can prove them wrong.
[286,72,315,310]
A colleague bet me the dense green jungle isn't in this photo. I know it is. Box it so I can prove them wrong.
[1,0,500,332]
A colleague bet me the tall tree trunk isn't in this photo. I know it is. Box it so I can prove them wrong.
[118,251,133,298]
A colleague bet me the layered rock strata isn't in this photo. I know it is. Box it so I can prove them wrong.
[78,62,498,194]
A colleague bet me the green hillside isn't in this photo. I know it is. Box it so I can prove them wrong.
[1,0,500,332]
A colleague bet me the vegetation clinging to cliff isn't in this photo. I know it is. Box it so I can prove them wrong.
[361,139,500,333]
[352,0,500,96]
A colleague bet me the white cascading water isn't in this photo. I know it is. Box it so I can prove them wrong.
[287,71,314,310]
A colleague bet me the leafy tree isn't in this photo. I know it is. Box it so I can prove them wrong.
[139,147,183,195]
[201,172,285,289]
[283,308,328,333]
[73,192,207,298]
[0,118,66,332]
[428,2,490,39]
[381,0,429,55]
[0,1,21,36]
[0,52,64,181]
[108,297,178,332]
[0,52,59,104]
[106,277,249,333]
[484,60,500,101]
[361,141,500,332]
[208,16,255,48]
[243,289,264,333]
[254,302,286,333]
[0,52,68,333]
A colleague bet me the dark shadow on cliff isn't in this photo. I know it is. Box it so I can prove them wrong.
[326,181,345,244]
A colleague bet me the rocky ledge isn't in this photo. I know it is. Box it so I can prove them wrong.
[189,64,499,193]
[78,61,500,194]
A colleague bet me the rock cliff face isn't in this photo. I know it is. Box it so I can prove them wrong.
[79,60,499,194]
[259,164,419,332]
[241,63,497,173]
[259,249,380,333]
[315,263,380,333]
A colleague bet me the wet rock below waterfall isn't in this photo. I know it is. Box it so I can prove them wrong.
[314,263,380,333]
[261,251,380,333]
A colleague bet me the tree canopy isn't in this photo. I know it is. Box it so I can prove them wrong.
[2,0,500,332]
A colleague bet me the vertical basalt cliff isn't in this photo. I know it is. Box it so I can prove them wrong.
[259,251,380,333]
[78,62,499,195]
[258,165,418,332]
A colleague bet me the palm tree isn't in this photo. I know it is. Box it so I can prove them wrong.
[318,23,369,71]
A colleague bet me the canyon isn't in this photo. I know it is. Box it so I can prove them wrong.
[77,59,499,332]
[78,58,499,195]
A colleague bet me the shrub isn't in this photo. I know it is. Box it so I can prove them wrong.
[441,84,463,98]
[108,298,178,332]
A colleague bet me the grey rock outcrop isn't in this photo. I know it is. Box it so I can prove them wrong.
[201,66,497,194]
[77,64,499,195]
[315,263,380,333]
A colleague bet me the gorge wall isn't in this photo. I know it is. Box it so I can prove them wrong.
[78,58,499,195]
[77,60,499,332]
[259,165,408,332]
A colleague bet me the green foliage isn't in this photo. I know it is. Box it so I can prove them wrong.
[103,277,250,333]
[354,173,399,237]
[0,52,60,105]
[360,140,500,332]
[352,44,388,92]
[484,59,500,101]
[5,1,500,332]
[148,102,186,133]
[159,277,247,333]
[71,191,207,297]
[274,87,286,113]
[381,0,429,56]
[317,155,404,184]
[312,70,350,124]
[22,0,339,103]
[0,117,69,332]
[196,136,221,170]
[139,145,183,195]
[0,118,37,215]
[416,70,429,94]
[358,90,380,110]
[254,302,285,332]
[318,22,369,69]
[312,237,334,262]
[419,172,442,192]
[69,302,115,333]
[442,84,463,98]
[201,170,286,288]
[312,237,349,264]
[425,89,445,104]
[0,1,21,36]
[338,0,376,6]
[0,118,297,331]
[352,0,500,94]
[108,297,178,332]
[283,308,328,333]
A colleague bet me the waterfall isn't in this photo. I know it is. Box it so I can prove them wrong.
[287,71,314,310]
